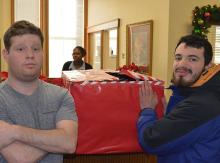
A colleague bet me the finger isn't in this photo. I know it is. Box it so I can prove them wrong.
[139,83,144,97]
[144,81,151,96]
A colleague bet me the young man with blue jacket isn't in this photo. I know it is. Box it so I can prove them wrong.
[138,34,220,163]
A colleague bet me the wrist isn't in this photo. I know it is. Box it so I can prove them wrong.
[141,107,154,112]
[12,124,21,140]
[139,108,157,117]
[141,106,154,110]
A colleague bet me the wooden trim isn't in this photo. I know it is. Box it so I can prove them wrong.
[116,27,120,68]
[45,0,49,76]
[40,0,49,76]
[100,31,104,69]
[11,0,14,23]
[40,0,44,30]
[84,0,88,62]
[126,24,130,65]
[87,33,91,65]
[88,19,120,33]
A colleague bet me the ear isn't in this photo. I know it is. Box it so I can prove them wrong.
[2,49,9,63]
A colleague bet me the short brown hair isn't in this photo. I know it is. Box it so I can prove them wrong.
[3,20,44,51]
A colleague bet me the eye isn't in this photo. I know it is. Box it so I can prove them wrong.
[33,47,40,51]
[189,57,198,62]
[174,55,182,61]
[32,46,42,52]
[16,47,24,51]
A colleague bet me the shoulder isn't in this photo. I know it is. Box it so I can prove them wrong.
[0,82,8,101]
[0,82,6,90]
[0,81,10,94]
[85,62,93,69]
[173,91,220,121]
[62,61,72,70]
[187,91,219,108]
[40,80,69,97]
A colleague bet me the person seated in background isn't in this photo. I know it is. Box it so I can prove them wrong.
[62,46,93,71]
[0,20,78,163]
[137,34,220,163]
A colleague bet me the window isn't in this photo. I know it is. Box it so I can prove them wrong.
[207,25,220,64]
[49,0,84,77]
[13,0,40,27]
[109,29,117,57]
[214,26,220,64]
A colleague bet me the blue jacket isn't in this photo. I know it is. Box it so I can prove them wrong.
[137,65,220,163]
[165,85,185,114]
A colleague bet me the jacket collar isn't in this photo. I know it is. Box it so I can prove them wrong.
[191,64,220,87]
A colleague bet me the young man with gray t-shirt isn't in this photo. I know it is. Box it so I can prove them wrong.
[0,20,78,163]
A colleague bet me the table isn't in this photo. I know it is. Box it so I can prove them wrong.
[65,81,164,154]
[62,80,164,163]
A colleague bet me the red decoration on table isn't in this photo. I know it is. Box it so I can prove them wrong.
[118,62,148,74]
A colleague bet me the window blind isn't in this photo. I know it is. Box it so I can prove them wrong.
[207,25,220,64]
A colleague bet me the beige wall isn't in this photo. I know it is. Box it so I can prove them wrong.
[88,0,170,83]
[88,0,220,89]
[0,0,11,71]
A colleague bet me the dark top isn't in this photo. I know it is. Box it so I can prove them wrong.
[62,61,93,71]
[137,71,220,163]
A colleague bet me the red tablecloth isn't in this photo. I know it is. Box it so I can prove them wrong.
[65,81,164,154]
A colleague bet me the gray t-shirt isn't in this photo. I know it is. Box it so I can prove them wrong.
[0,80,77,163]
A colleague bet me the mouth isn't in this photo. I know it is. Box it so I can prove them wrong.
[175,67,192,77]
[25,63,36,68]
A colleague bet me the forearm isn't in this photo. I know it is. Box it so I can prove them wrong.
[137,108,158,154]
[13,121,77,154]
[1,141,47,163]
[137,108,157,134]
[0,121,17,150]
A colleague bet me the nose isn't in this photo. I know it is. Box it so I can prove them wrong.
[25,48,35,58]
[177,57,188,66]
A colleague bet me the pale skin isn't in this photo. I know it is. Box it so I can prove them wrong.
[139,81,158,110]
[172,43,211,86]
[139,43,211,110]
[0,34,78,163]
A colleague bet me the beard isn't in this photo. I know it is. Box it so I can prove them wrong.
[171,67,205,87]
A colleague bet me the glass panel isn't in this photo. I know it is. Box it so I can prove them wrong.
[49,0,84,77]
[109,29,117,57]
[93,33,101,69]
[14,0,40,27]
[102,29,117,70]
